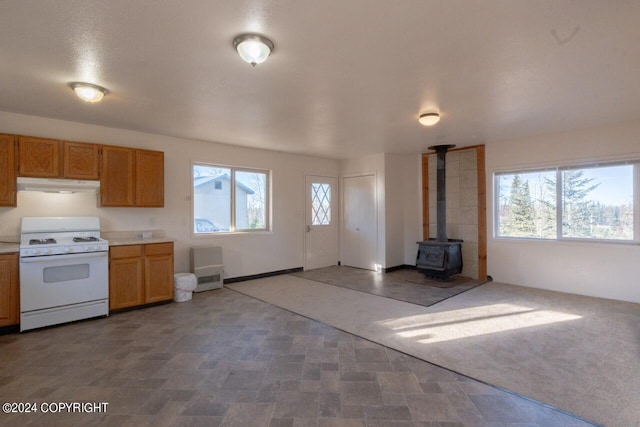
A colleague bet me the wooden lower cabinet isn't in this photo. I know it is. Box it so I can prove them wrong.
[109,242,174,310]
[0,253,19,327]
[109,245,144,310]
[144,243,174,303]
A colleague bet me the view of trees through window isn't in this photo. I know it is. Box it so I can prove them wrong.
[235,170,267,229]
[497,164,635,241]
[193,164,269,233]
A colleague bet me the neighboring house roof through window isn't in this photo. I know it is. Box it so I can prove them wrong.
[193,174,255,194]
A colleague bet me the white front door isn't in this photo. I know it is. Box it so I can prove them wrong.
[304,175,338,270]
[342,174,377,270]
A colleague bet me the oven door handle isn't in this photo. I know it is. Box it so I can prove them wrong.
[20,251,108,263]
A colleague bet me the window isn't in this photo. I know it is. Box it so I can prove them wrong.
[193,163,270,233]
[495,162,637,242]
[311,183,331,225]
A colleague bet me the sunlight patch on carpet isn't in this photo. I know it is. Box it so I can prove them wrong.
[380,303,583,344]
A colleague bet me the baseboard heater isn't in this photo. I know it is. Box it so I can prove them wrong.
[190,246,224,292]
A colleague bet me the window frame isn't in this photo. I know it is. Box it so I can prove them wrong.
[192,162,271,235]
[494,160,639,244]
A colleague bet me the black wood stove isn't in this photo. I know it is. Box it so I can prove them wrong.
[417,144,463,280]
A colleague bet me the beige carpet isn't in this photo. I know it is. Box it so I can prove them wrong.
[227,275,640,427]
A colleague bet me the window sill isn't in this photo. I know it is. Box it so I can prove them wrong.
[193,230,273,238]
[493,236,639,247]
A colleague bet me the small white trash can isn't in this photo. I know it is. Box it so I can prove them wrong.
[173,273,197,302]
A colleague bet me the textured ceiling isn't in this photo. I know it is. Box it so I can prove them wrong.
[1,0,639,159]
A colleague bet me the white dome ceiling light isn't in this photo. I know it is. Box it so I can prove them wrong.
[233,34,274,66]
[69,82,108,103]
[419,112,440,126]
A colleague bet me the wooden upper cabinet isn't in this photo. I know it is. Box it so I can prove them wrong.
[100,145,135,207]
[6,132,164,208]
[101,146,164,207]
[63,141,100,180]
[0,134,17,207]
[18,136,62,177]
[135,149,164,207]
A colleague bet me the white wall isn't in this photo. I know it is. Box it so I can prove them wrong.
[385,154,422,268]
[384,154,405,268]
[0,112,339,278]
[486,119,640,303]
[402,154,423,266]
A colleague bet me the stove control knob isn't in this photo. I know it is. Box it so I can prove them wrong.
[64,247,72,253]
[84,246,90,251]
[33,249,41,255]
[43,248,51,254]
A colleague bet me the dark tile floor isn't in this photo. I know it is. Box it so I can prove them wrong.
[0,288,595,426]
[291,267,484,307]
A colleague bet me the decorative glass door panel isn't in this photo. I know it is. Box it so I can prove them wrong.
[311,183,331,225]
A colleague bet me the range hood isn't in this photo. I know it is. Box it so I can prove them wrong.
[17,177,100,193]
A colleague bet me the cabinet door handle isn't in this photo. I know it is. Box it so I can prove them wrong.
[306,225,311,232]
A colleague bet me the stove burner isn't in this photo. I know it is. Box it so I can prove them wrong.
[72,236,100,243]
[29,238,57,245]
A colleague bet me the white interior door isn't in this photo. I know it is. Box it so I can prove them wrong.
[304,175,338,270]
[342,174,377,270]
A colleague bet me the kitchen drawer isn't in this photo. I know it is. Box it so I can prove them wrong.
[110,245,142,259]
[144,242,173,256]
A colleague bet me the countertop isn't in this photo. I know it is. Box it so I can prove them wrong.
[0,238,175,251]
[107,237,175,246]
[102,229,173,246]
[0,243,19,254]
[0,231,174,251]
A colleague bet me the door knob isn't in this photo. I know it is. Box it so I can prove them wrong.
[306,225,311,232]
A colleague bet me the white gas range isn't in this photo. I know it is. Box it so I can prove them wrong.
[19,217,109,332]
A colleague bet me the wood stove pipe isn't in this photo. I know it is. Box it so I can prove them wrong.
[428,144,456,242]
